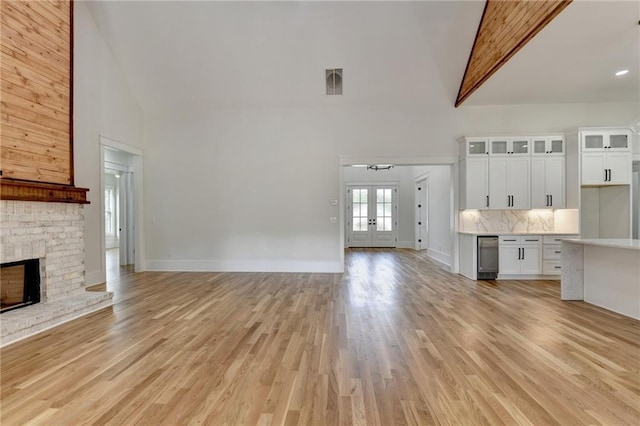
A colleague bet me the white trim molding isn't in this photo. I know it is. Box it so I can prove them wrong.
[146,259,344,274]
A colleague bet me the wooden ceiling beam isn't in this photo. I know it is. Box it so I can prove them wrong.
[456,0,573,107]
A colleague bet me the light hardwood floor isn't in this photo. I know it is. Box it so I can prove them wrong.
[1,249,639,425]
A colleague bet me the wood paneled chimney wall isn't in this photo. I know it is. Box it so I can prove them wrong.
[456,0,573,107]
[1,0,87,203]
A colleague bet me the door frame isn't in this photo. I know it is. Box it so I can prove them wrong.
[99,135,145,278]
[414,173,428,250]
[338,156,459,274]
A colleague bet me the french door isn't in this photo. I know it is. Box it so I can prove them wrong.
[346,185,398,247]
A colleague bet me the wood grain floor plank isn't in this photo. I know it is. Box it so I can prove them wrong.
[1,248,639,425]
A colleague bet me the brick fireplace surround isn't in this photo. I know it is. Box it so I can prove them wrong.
[0,200,113,347]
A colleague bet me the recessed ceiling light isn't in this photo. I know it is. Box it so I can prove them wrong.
[615,69,629,76]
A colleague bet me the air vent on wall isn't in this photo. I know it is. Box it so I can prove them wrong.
[326,68,343,95]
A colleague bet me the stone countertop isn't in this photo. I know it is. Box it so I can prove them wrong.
[563,238,640,251]
[459,231,579,236]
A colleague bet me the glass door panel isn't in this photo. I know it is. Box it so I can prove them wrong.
[609,134,629,149]
[512,139,529,154]
[468,141,487,155]
[550,138,564,153]
[490,140,508,154]
[533,139,546,154]
[584,134,604,150]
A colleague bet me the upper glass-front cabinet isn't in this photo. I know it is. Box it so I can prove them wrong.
[582,130,630,151]
[465,139,489,156]
[532,136,564,155]
[490,137,530,155]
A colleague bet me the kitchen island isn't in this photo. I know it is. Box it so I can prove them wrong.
[561,239,640,319]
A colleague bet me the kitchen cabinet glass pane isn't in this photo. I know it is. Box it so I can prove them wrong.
[512,140,528,154]
[491,140,507,154]
[533,139,546,153]
[468,141,486,154]
[584,135,603,149]
[609,134,628,148]
[551,139,563,153]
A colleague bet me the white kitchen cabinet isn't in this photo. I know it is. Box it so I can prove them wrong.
[532,135,564,156]
[460,157,489,209]
[582,152,631,185]
[463,138,489,156]
[490,137,530,156]
[580,129,632,186]
[498,235,542,276]
[489,157,530,209]
[582,130,630,151]
[542,235,570,276]
[531,157,565,208]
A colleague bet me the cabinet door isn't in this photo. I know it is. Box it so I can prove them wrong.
[582,133,605,151]
[606,152,631,184]
[508,157,530,209]
[606,132,630,150]
[531,158,548,208]
[466,139,488,156]
[490,138,509,155]
[489,157,509,209]
[498,246,520,275]
[464,158,489,209]
[545,157,564,208]
[510,137,530,155]
[520,246,542,274]
[582,153,606,184]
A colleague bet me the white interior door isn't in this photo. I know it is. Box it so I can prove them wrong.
[347,185,397,248]
[118,171,135,266]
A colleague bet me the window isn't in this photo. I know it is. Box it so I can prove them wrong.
[105,186,116,235]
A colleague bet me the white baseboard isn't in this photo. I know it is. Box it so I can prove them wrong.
[497,274,560,281]
[145,259,344,273]
[427,249,451,270]
[397,241,414,249]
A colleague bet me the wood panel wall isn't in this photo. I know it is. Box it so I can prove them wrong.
[1,0,73,185]
[456,0,572,107]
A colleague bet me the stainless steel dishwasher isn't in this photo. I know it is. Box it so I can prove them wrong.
[477,236,499,280]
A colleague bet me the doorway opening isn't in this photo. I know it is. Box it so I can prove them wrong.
[340,160,458,273]
[100,136,144,286]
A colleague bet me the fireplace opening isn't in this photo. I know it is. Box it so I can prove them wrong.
[1,259,41,314]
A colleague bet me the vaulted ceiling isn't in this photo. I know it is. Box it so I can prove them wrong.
[85,1,639,114]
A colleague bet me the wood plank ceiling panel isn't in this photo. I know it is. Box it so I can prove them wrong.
[455,0,573,107]
[0,0,72,185]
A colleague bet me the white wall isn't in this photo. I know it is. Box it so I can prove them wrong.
[143,102,637,272]
[74,2,144,285]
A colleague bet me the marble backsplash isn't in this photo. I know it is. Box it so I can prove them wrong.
[460,210,555,233]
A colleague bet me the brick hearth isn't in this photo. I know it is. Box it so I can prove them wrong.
[0,200,113,347]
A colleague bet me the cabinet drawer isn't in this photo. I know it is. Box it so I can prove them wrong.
[499,235,542,245]
[542,235,577,244]
[521,236,541,244]
[543,260,562,275]
[543,245,562,260]
[499,236,520,245]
